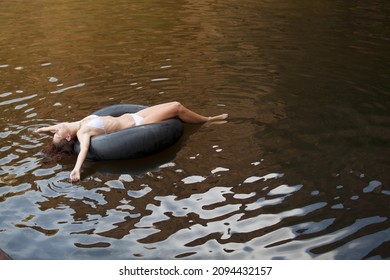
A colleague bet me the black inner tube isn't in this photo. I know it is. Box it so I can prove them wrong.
[74,104,183,160]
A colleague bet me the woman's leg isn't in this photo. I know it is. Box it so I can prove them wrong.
[137,101,227,125]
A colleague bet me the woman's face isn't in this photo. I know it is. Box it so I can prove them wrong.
[53,124,69,144]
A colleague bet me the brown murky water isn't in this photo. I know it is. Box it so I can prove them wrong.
[0,0,389,259]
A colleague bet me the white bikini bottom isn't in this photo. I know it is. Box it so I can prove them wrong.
[130,113,143,126]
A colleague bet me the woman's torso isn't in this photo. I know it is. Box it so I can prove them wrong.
[81,114,135,135]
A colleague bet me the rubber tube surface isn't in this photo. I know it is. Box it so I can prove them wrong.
[74,104,183,160]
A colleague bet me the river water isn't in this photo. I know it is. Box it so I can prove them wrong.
[0,0,389,260]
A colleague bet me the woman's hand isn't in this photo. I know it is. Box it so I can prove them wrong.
[70,169,80,182]
[35,127,43,133]
[70,130,91,183]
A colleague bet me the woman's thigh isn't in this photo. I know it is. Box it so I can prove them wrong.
[136,102,179,124]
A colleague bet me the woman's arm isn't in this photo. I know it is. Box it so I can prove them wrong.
[70,130,91,182]
[35,124,62,133]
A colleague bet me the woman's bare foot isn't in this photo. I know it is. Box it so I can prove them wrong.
[207,114,228,122]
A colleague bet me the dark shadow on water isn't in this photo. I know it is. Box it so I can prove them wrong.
[82,124,201,177]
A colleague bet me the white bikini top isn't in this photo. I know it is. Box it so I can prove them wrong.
[83,115,106,132]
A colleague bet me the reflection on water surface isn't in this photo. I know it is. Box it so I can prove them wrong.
[0,0,389,259]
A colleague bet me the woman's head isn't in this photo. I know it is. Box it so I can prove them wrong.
[53,123,72,144]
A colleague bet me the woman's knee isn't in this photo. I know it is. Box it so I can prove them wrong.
[168,101,183,113]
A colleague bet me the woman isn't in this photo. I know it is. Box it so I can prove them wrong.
[36,101,228,182]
